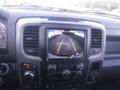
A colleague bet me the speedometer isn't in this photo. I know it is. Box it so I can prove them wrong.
[48,30,84,57]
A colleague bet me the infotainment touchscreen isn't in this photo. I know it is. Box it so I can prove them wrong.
[47,29,85,58]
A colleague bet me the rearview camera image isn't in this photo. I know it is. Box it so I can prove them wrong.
[48,29,84,58]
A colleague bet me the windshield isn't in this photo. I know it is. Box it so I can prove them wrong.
[1,0,120,16]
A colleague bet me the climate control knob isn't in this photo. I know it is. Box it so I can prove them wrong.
[0,63,9,75]
[23,71,35,82]
[62,69,71,80]
[48,64,56,73]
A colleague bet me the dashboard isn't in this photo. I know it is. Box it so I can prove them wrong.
[0,6,120,90]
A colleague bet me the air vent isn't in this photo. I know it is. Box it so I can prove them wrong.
[23,26,39,56]
[91,29,102,48]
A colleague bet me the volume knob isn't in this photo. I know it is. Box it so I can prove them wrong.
[62,69,71,80]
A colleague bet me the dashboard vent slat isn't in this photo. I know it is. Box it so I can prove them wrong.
[23,26,39,56]
[91,29,102,48]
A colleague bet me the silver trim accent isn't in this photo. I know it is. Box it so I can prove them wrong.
[87,22,106,61]
[16,18,42,61]
[16,18,106,61]
[24,71,34,77]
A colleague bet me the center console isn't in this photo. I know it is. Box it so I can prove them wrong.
[44,27,88,88]
[16,18,106,89]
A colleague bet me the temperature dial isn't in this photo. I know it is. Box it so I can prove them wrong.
[48,64,56,73]
[0,63,9,75]
[23,71,35,83]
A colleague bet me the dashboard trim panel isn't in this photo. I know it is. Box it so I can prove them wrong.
[16,17,106,88]
[16,18,41,61]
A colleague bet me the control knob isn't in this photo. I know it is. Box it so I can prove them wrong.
[48,64,56,73]
[23,71,35,83]
[62,69,71,80]
[0,63,9,75]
